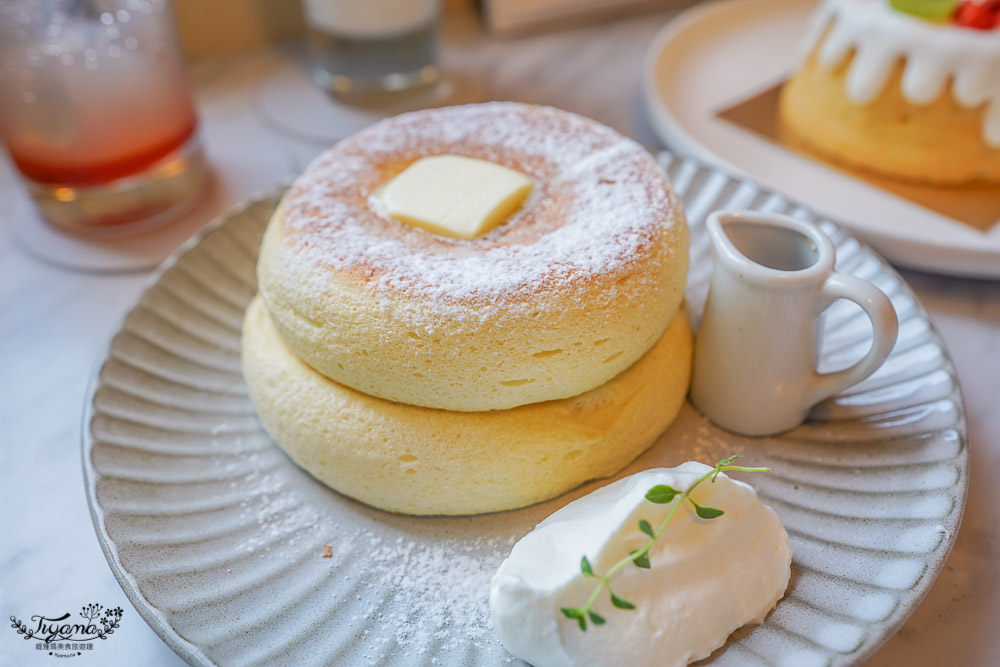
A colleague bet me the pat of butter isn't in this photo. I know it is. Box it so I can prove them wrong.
[379,155,533,240]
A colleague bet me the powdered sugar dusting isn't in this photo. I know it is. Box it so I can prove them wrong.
[215,442,522,662]
[353,531,518,662]
[278,102,680,311]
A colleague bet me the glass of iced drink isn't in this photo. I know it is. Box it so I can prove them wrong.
[0,0,206,234]
[303,0,441,101]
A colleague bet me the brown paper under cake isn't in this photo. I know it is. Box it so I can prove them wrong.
[717,82,1000,234]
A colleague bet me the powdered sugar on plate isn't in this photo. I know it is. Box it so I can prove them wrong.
[356,532,517,661]
[214,441,523,663]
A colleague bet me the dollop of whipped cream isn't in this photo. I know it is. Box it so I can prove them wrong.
[489,462,792,667]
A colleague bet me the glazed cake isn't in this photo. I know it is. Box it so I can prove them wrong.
[780,0,1000,184]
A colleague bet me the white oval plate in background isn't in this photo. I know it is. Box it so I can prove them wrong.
[83,154,968,666]
[643,0,1000,280]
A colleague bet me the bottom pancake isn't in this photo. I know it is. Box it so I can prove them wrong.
[241,296,692,515]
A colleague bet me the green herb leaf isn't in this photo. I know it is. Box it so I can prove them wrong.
[588,611,606,626]
[610,593,636,610]
[580,555,594,577]
[716,454,742,467]
[638,519,655,538]
[631,550,651,569]
[645,485,678,504]
[691,500,725,519]
[561,607,587,631]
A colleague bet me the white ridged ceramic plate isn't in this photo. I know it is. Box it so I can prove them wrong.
[642,0,1000,279]
[84,154,968,667]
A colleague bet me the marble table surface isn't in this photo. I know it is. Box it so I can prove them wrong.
[2,7,999,667]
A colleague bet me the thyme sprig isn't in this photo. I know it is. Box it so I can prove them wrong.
[559,455,769,631]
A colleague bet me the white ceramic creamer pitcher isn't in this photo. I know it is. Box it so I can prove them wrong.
[690,210,899,436]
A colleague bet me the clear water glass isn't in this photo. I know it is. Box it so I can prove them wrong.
[303,0,441,101]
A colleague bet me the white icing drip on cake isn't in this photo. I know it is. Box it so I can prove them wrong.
[797,0,1000,146]
[279,103,680,315]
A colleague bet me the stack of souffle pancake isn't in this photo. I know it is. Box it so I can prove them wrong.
[241,102,692,515]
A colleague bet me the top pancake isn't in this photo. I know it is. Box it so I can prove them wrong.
[257,102,688,411]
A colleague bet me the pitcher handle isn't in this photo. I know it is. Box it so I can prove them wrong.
[804,272,899,407]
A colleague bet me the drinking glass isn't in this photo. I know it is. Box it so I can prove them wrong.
[0,0,206,234]
[302,0,441,100]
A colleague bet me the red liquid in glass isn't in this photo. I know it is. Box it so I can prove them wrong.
[0,34,200,188]
[10,115,197,186]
